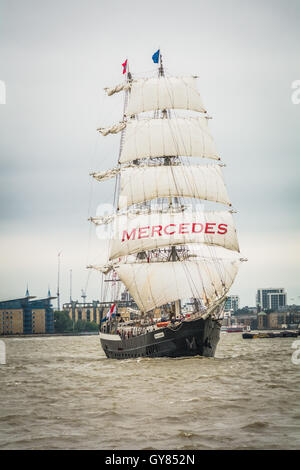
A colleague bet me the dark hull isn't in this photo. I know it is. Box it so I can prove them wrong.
[99,316,221,359]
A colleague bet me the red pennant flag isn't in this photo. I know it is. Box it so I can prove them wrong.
[122,59,127,75]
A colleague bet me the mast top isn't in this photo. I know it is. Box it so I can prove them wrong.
[158,51,164,77]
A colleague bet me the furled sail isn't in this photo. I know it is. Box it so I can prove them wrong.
[91,167,121,182]
[119,117,219,163]
[97,122,126,136]
[115,258,240,312]
[104,82,131,96]
[99,210,239,259]
[125,76,206,116]
[118,164,231,209]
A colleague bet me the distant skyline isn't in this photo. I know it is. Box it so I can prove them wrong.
[20,283,299,310]
[0,0,299,307]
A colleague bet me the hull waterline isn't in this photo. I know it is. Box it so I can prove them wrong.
[99,316,221,359]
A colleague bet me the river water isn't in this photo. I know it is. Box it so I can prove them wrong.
[0,333,299,450]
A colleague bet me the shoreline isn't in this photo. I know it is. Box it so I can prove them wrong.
[2,328,298,340]
[0,332,99,339]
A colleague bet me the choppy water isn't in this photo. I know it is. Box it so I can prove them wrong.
[0,333,299,450]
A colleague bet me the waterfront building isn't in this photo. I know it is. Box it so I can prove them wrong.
[225,303,300,331]
[256,309,300,330]
[256,288,287,311]
[268,312,280,329]
[62,299,164,325]
[63,300,102,323]
[63,299,140,324]
[257,311,268,329]
[268,310,300,329]
[232,310,257,328]
[224,295,240,312]
[0,292,55,335]
[121,289,133,302]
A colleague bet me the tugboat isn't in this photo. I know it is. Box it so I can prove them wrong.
[89,50,245,359]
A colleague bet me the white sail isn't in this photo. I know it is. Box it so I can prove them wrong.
[115,258,240,312]
[119,117,219,163]
[105,210,239,259]
[118,164,231,209]
[126,76,206,116]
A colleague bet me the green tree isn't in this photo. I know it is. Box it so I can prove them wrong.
[86,321,99,331]
[73,320,87,332]
[73,320,99,332]
[54,311,73,333]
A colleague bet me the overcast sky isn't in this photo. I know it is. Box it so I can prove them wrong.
[0,0,299,307]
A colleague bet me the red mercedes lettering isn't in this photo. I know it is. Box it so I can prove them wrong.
[122,228,136,242]
[164,224,176,235]
[205,223,216,234]
[138,226,150,239]
[192,223,204,234]
[179,223,190,234]
[151,225,163,237]
[217,223,228,234]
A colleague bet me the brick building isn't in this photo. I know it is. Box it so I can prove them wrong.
[0,293,55,335]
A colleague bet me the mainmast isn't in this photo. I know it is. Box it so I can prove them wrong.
[158,51,181,317]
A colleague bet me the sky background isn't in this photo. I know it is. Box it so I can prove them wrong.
[0,0,299,308]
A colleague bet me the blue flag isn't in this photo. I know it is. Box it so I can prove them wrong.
[152,49,160,64]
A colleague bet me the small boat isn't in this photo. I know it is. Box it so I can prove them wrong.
[243,330,299,339]
[221,326,244,333]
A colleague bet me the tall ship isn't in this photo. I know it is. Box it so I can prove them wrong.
[89,50,245,359]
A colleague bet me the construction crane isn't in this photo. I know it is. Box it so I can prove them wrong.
[57,251,62,311]
[81,289,87,304]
